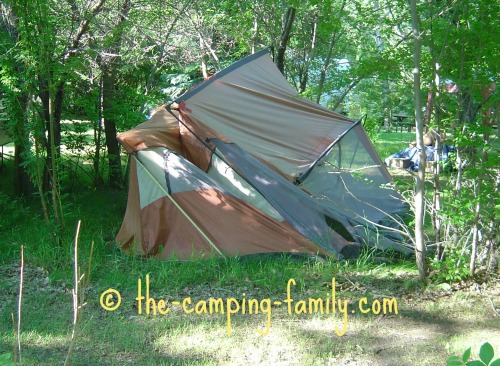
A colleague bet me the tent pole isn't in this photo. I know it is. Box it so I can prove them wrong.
[165,103,237,173]
[166,103,217,153]
[134,155,226,258]
[295,115,366,185]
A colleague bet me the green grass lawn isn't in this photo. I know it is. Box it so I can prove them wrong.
[1,130,499,365]
[372,131,415,160]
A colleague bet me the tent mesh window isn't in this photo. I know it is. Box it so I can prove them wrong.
[300,124,410,248]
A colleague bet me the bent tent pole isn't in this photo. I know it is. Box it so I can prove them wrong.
[165,102,244,181]
[294,115,367,185]
[133,155,226,258]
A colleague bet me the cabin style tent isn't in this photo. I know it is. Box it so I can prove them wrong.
[116,49,412,260]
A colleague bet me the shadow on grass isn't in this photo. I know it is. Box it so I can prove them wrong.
[5,343,217,366]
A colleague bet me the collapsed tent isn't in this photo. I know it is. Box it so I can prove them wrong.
[116,49,412,260]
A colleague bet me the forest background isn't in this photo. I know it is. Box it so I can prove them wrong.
[0,0,499,365]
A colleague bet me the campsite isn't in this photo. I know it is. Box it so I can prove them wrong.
[0,0,499,365]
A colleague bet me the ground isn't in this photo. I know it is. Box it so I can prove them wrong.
[1,257,499,366]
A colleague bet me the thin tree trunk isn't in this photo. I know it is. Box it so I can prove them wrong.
[12,95,34,195]
[275,7,295,74]
[316,32,336,105]
[431,61,442,257]
[410,0,428,281]
[48,88,63,232]
[298,12,317,94]
[101,0,131,189]
[331,78,362,111]
[316,0,346,104]
[31,101,50,224]
[200,35,209,79]
[93,75,104,187]
[373,0,390,130]
[432,117,442,256]
[470,179,481,275]
[251,12,258,54]
[102,63,123,189]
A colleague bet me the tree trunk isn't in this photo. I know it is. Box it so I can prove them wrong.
[39,77,64,191]
[93,75,104,187]
[316,0,346,104]
[331,78,361,111]
[316,34,335,105]
[200,35,209,79]
[102,62,123,189]
[431,61,442,257]
[251,12,258,54]
[101,0,131,189]
[373,0,390,131]
[13,95,33,195]
[275,7,295,74]
[410,0,428,281]
[1,4,33,195]
[298,12,317,94]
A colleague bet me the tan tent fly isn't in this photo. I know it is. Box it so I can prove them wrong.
[116,49,412,260]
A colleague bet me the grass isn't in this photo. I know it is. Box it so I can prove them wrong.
[0,131,499,365]
[372,130,415,160]
[1,243,498,365]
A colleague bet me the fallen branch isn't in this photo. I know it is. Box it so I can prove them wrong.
[487,295,500,317]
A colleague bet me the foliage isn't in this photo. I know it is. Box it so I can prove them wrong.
[0,353,14,366]
[0,0,497,276]
[447,343,500,366]
[160,64,204,101]
[0,193,30,230]
[362,116,381,139]
[431,245,471,282]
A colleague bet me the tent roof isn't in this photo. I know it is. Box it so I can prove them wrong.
[175,48,354,179]
[118,106,182,154]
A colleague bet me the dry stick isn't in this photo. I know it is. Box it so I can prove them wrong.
[310,186,413,248]
[325,174,414,246]
[17,245,24,366]
[302,178,412,241]
[64,221,81,366]
[487,295,500,317]
[10,313,17,362]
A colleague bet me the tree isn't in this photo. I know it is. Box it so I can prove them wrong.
[409,0,428,280]
[101,0,132,189]
[0,3,33,195]
[275,7,296,74]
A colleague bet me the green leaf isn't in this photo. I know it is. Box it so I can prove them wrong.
[463,348,472,362]
[447,356,466,366]
[489,359,500,366]
[466,361,486,366]
[0,353,14,366]
[448,355,462,362]
[480,343,494,365]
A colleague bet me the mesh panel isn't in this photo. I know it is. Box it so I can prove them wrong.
[300,124,411,251]
[318,124,389,187]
